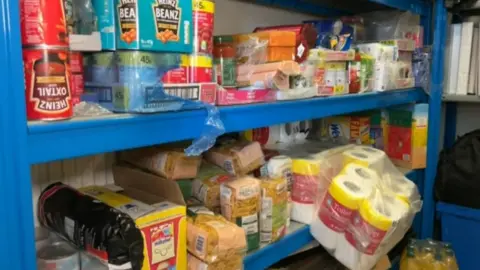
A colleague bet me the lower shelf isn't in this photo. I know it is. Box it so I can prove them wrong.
[244,222,314,270]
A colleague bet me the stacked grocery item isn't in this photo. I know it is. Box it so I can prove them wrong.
[309,144,422,270]
[400,239,459,270]
[19,0,94,120]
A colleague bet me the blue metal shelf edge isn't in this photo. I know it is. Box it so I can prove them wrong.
[243,170,420,270]
[27,88,426,164]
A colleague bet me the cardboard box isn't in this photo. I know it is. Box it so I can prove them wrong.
[115,0,193,53]
[386,103,428,169]
[79,180,187,270]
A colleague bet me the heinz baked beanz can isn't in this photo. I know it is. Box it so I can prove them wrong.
[115,0,193,53]
[20,0,69,47]
[23,48,73,121]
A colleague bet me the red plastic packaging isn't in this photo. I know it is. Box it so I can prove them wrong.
[20,0,69,47]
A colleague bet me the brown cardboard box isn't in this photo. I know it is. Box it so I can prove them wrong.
[113,164,186,206]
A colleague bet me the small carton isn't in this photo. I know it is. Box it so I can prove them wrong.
[320,116,370,144]
[79,182,186,270]
[115,0,193,53]
[386,103,428,169]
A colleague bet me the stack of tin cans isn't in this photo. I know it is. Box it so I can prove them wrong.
[20,0,84,121]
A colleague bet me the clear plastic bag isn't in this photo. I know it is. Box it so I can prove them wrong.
[360,11,422,45]
[309,144,422,270]
[84,51,225,155]
[413,47,432,92]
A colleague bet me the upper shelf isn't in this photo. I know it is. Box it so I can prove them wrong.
[443,94,480,103]
[250,0,430,16]
[28,88,426,164]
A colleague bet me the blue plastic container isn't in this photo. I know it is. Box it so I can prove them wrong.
[437,202,480,270]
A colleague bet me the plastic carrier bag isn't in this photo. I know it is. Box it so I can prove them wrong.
[309,144,422,270]
[82,51,225,155]
[435,129,480,209]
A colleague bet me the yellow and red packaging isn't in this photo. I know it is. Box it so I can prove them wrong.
[385,104,428,169]
[79,184,187,270]
[163,54,213,84]
[321,116,370,144]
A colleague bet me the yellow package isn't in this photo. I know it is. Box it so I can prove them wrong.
[191,163,231,212]
[260,177,288,244]
[205,141,265,176]
[220,176,261,251]
[79,186,187,270]
[186,208,246,264]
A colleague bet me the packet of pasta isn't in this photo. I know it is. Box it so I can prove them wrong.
[186,207,246,264]
[205,141,265,175]
[220,176,261,251]
[119,145,202,180]
[260,177,288,244]
[192,163,231,212]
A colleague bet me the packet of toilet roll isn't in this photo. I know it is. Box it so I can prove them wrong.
[260,177,288,244]
[186,209,246,265]
[220,176,261,251]
[205,141,265,176]
[192,163,231,212]
[309,144,422,270]
[119,144,202,180]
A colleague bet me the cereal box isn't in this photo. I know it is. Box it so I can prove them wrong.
[115,0,193,53]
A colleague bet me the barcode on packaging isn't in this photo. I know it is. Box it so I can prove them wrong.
[195,235,206,255]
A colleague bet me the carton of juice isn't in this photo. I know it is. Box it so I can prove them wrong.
[115,0,193,53]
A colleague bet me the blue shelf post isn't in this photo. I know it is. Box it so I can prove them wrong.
[422,0,448,239]
[0,0,37,269]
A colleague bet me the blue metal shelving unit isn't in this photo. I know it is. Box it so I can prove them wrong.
[0,0,446,269]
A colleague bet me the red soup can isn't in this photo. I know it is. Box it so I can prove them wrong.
[20,0,69,47]
[23,48,73,121]
[69,51,84,100]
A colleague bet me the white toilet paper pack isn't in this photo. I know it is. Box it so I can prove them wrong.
[308,144,422,270]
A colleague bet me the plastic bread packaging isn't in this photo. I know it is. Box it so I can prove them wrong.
[220,176,261,251]
[119,144,202,180]
[260,177,288,244]
[187,252,243,270]
[186,205,246,266]
[204,140,265,176]
[191,163,231,212]
[309,144,422,270]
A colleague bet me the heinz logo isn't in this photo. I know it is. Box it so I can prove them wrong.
[120,0,136,4]
[157,0,177,6]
